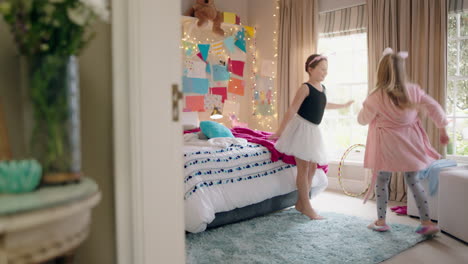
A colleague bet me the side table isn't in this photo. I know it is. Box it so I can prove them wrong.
[0,178,101,264]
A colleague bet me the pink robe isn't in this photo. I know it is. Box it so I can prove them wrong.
[358,83,448,203]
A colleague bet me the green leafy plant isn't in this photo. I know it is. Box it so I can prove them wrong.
[0,0,109,57]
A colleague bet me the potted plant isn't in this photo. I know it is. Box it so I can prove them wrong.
[0,0,109,184]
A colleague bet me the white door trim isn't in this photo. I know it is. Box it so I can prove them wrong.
[112,1,185,263]
[112,0,134,263]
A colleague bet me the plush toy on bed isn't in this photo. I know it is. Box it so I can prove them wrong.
[185,0,225,36]
[229,114,248,128]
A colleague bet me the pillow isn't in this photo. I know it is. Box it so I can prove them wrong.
[181,112,199,130]
[200,121,234,139]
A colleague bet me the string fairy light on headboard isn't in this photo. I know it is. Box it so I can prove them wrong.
[251,0,279,131]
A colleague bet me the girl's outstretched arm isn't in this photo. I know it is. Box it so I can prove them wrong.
[416,86,450,145]
[326,101,354,109]
[417,87,449,128]
[269,84,309,139]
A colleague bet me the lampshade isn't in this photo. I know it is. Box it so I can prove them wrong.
[210,107,223,119]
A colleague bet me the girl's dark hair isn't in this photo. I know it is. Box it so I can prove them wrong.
[305,54,327,72]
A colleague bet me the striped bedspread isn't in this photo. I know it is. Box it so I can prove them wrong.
[183,138,328,233]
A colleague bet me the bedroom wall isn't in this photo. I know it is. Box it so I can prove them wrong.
[0,21,116,263]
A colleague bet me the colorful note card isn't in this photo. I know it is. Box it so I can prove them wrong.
[186,60,207,79]
[185,96,205,112]
[244,26,255,37]
[228,77,245,96]
[204,94,223,110]
[224,12,236,24]
[210,87,228,102]
[228,59,245,77]
[182,76,209,94]
[212,65,231,81]
[224,36,236,53]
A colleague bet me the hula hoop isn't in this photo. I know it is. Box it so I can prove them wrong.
[338,144,370,197]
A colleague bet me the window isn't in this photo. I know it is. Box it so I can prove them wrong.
[318,33,368,162]
[447,12,468,158]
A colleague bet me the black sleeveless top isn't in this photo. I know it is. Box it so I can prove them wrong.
[297,83,327,125]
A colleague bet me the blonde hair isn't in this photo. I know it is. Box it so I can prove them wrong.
[372,53,413,109]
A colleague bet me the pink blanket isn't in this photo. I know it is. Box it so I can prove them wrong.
[184,127,328,174]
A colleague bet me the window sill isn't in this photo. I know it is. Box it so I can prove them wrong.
[327,159,364,166]
[447,155,468,166]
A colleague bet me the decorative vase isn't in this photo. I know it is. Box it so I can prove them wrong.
[0,159,42,193]
[24,55,81,184]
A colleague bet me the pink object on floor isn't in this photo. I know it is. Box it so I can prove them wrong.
[416,225,440,236]
[394,207,407,215]
[390,205,407,215]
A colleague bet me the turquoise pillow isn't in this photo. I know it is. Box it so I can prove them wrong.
[200,121,234,139]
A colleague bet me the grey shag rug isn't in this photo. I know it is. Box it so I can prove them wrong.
[186,209,428,263]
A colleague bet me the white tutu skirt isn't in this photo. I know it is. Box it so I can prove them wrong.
[275,114,327,164]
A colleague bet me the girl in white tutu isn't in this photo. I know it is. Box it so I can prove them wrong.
[270,54,353,220]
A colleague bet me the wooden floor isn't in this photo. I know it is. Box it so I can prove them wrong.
[313,190,468,264]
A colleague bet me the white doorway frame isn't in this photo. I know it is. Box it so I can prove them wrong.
[112,0,185,263]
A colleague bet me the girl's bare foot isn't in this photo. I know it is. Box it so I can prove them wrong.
[295,201,324,220]
[375,219,387,226]
[368,220,391,232]
[421,220,436,227]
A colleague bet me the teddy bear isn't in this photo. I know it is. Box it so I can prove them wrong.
[185,0,225,36]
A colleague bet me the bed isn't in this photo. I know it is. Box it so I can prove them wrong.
[183,127,329,233]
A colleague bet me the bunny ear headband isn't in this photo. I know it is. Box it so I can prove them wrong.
[382,47,408,59]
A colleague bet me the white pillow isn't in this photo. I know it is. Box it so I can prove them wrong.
[181,112,199,130]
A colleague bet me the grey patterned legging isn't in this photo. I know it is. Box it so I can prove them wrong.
[375,171,430,221]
